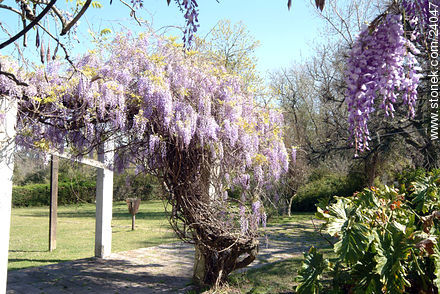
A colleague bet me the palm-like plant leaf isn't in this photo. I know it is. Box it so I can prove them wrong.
[412,174,440,213]
[374,226,411,293]
[296,246,328,294]
[334,221,370,265]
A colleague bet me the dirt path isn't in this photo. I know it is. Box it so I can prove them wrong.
[7,220,325,293]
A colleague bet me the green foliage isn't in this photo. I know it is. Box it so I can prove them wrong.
[395,167,427,193]
[291,172,364,212]
[12,181,95,207]
[298,170,440,293]
[113,170,158,201]
[296,246,328,294]
[13,154,160,206]
[19,169,49,185]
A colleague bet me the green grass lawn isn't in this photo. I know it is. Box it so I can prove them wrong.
[8,200,178,270]
[9,205,334,293]
[226,248,335,294]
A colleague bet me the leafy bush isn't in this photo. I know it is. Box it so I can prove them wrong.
[296,247,328,294]
[12,181,96,207]
[296,170,440,293]
[19,169,49,185]
[394,167,430,193]
[113,171,159,201]
[291,172,364,212]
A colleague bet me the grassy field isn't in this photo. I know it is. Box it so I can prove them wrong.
[8,200,178,270]
[9,204,334,293]
[226,248,335,293]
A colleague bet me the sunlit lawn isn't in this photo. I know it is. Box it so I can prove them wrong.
[9,204,334,293]
[8,200,178,270]
[226,248,335,294]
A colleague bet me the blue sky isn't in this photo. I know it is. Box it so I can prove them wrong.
[1,0,325,76]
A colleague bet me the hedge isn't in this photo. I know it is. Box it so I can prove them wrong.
[291,172,365,212]
[12,174,159,207]
[12,181,96,207]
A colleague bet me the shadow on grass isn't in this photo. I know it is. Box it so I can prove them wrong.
[8,258,72,263]
[16,211,168,220]
[9,250,47,253]
[136,236,180,248]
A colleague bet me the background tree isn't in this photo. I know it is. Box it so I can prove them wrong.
[271,0,439,192]
[195,20,264,97]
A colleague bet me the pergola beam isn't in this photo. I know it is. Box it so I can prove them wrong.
[48,149,110,170]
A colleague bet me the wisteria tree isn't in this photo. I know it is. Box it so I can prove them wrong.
[0,32,289,285]
[0,0,323,288]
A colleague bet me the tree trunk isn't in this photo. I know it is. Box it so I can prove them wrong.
[364,153,378,187]
[162,146,260,287]
[192,239,258,287]
[288,193,296,217]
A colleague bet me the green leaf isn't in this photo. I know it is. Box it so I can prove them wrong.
[374,227,411,293]
[91,1,102,8]
[351,245,382,294]
[334,221,370,265]
[354,188,380,209]
[411,174,440,214]
[326,197,354,236]
[296,246,328,294]
[433,245,440,289]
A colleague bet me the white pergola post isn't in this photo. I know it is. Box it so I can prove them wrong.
[0,96,17,293]
[94,141,114,258]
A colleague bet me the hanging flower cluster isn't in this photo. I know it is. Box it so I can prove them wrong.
[401,0,437,41]
[345,13,423,151]
[178,0,200,45]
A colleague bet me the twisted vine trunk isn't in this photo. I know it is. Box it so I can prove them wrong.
[192,237,259,286]
[162,144,260,286]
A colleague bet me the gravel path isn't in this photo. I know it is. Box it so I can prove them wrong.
[7,220,324,293]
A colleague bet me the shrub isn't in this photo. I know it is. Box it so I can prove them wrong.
[12,171,161,207]
[113,171,159,201]
[291,172,364,212]
[296,170,440,293]
[394,167,431,193]
[12,181,96,207]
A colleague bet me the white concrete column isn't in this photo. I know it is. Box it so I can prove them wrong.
[0,96,17,293]
[95,140,114,258]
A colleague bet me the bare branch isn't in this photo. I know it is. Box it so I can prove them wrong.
[118,0,142,25]
[61,0,91,35]
[0,70,28,86]
[0,4,21,16]
[0,0,57,49]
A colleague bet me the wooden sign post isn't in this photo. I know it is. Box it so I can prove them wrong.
[126,198,141,231]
